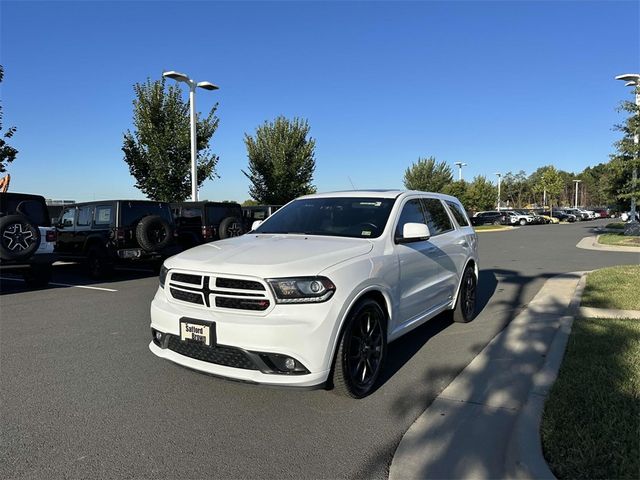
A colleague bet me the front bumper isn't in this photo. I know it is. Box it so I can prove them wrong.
[149,287,335,387]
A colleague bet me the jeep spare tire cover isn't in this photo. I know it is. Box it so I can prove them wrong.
[218,216,245,239]
[135,215,173,252]
[0,214,41,261]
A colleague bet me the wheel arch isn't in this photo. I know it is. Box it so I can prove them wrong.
[452,257,478,308]
[325,285,393,384]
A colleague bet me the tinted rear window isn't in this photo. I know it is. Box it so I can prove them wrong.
[121,202,172,226]
[0,195,50,226]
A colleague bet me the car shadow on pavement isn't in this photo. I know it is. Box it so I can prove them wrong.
[0,262,158,295]
[375,269,498,393]
[353,268,571,479]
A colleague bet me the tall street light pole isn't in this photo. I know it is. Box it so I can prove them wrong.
[163,70,219,202]
[495,172,502,211]
[454,162,467,181]
[573,179,581,208]
[615,73,640,231]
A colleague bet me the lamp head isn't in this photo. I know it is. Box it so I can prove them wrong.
[163,70,190,83]
[197,81,219,91]
[615,73,640,86]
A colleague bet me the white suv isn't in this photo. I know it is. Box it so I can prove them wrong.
[149,191,479,397]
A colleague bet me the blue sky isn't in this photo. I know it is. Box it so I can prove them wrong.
[1,0,638,202]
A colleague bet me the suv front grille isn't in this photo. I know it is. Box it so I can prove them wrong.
[216,277,265,291]
[215,297,270,311]
[166,335,258,370]
[171,273,201,285]
[170,288,204,305]
[168,272,271,312]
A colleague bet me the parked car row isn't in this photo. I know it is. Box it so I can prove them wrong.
[1,193,283,286]
[470,207,618,226]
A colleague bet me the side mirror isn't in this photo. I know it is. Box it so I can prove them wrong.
[251,220,263,231]
[397,222,430,243]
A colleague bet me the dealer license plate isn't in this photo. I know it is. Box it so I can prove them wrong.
[180,320,212,346]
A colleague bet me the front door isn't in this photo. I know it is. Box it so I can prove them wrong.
[394,198,444,325]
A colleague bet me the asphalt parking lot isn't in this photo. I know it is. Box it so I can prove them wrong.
[1,219,638,479]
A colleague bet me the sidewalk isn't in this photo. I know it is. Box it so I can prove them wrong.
[389,272,585,480]
[576,235,640,253]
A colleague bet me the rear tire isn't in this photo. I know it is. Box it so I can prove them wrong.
[0,215,40,261]
[453,266,477,323]
[218,217,245,239]
[332,299,387,398]
[519,219,527,226]
[136,215,173,252]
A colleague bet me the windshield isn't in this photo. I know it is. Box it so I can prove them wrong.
[254,197,396,238]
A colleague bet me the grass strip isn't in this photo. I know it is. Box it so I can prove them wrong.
[581,265,640,310]
[605,222,626,229]
[598,233,640,247]
[541,317,640,479]
[473,225,509,231]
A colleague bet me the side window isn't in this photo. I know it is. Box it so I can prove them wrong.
[422,198,453,236]
[95,206,113,226]
[395,199,426,238]
[60,208,75,228]
[446,200,470,227]
[77,206,93,227]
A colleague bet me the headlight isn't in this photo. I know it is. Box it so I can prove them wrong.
[267,277,336,304]
[159,264,169,288]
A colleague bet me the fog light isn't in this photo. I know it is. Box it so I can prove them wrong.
[155,331,162,341]
[284,357,296,371]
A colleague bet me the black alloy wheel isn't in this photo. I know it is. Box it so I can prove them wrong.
[333,299,387,398]
[453,266,477,323]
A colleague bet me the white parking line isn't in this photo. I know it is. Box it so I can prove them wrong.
[0,277,117,292]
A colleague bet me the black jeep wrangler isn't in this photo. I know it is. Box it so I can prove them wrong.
[55,200,178,278]
[242,205,282,231]
[171,201,245,249]
[0,192,57,287]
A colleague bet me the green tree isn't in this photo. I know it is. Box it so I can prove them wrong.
[122,77,220,201]
[465,176,497,212]
[535,166,564,214]
[441,180,468,205]
[0,65,18,173]
[403,157,453,192]
[607,86,640,213]
[243,116,316,204]
[242,199,259,207]
[501,171,529,208]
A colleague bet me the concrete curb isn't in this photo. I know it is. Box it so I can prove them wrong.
[389,272,585,480]
[575,235,640,253]
[503,272,587,480]
[577,306,640,319]
[474,226,518,233]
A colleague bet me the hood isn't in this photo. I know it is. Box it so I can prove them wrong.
[165,234,374,278]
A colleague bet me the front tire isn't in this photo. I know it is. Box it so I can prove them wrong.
[453,266,477,323]
[332,299,387,398]
[519,219,527,226]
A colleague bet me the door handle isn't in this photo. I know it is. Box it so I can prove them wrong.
[456,239,468,247]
